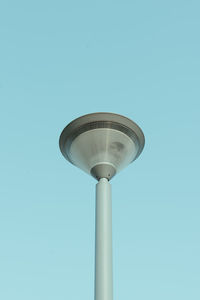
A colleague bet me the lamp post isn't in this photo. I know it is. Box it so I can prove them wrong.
[59,112,145,300]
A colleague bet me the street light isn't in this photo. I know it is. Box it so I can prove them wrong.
[59,112,145,300]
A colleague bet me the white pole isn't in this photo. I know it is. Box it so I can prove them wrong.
[95,178,113,300]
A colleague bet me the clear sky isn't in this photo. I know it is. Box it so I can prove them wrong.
[0,1,200,299]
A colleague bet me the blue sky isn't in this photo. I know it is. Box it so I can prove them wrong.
[0,1,200,299]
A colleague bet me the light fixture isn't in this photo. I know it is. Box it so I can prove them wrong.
[59,112,145,300]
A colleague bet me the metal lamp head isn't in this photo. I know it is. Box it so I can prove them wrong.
[59,112,145,181]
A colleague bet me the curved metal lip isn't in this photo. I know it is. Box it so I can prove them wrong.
[59,112,145,165]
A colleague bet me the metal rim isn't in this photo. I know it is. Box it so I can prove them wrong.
[59,112,145,164]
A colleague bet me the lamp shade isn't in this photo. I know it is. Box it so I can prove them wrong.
[59,112,145,180]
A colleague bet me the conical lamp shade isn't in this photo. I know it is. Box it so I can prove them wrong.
[59,113,145,180]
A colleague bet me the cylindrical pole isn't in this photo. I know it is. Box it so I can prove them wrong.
[95,178,113,300]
